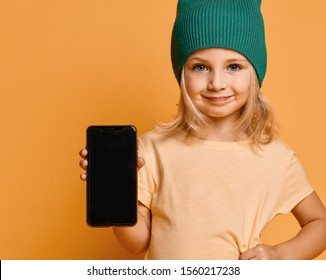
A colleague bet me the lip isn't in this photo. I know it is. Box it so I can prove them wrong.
[203,95,235,105]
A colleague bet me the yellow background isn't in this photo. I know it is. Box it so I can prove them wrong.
[1,0,325,259]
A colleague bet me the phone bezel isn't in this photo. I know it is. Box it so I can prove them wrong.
[86,125,138,227]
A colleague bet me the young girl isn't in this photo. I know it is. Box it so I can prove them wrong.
[80,0,326,259]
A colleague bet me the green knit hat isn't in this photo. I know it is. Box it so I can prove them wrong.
[171,0,267,86]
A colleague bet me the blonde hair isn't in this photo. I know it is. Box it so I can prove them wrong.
[156,66,277,146]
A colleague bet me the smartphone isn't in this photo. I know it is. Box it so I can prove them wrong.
[86,125,137,226]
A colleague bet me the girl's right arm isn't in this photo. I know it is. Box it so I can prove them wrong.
[79,149,151,255]
[113,201,151,254]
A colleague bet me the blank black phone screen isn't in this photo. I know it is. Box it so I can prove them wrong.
[86,125,137,226]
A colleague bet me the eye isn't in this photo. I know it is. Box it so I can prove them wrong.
[227,64,241,72]
[193,64,209,72]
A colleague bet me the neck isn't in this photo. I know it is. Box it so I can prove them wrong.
[200,115,246,142]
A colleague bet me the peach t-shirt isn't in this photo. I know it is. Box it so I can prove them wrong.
[137,131,313,259]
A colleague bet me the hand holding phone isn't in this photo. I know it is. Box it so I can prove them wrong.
[86,125,137,227]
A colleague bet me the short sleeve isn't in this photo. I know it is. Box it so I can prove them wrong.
[137,137,156,209]
[274,153,314,214]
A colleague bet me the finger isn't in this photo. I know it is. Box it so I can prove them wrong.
[137,157,145,169]
[79,159,88,169]
[240,248,257,260]
[240,254,257,260]
[80,173,87,181]
[79,149,88,159]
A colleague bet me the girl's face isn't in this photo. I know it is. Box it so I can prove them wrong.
[183,48,252,122]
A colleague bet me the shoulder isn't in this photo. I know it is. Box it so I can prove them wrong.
[257,138,296,163]
[267,138,293,152]
[139,130,180,146]
[138,130,189,159]
[139,130,161,142]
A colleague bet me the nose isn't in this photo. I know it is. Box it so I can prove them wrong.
[208,70,227,91]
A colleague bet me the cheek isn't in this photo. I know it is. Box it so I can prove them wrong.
[185,81,196,97]
[233,75,251,96]
[184,74,206,96]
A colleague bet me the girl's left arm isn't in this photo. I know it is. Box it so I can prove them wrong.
[241,191,326,260]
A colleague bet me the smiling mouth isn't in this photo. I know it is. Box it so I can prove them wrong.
[203,95,235,105]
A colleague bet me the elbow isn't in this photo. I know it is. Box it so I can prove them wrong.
[307,214,326,255]
[315,208,326,251]
[121,241,150,255]
[112,227,150,255]
[320,217,326,250]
